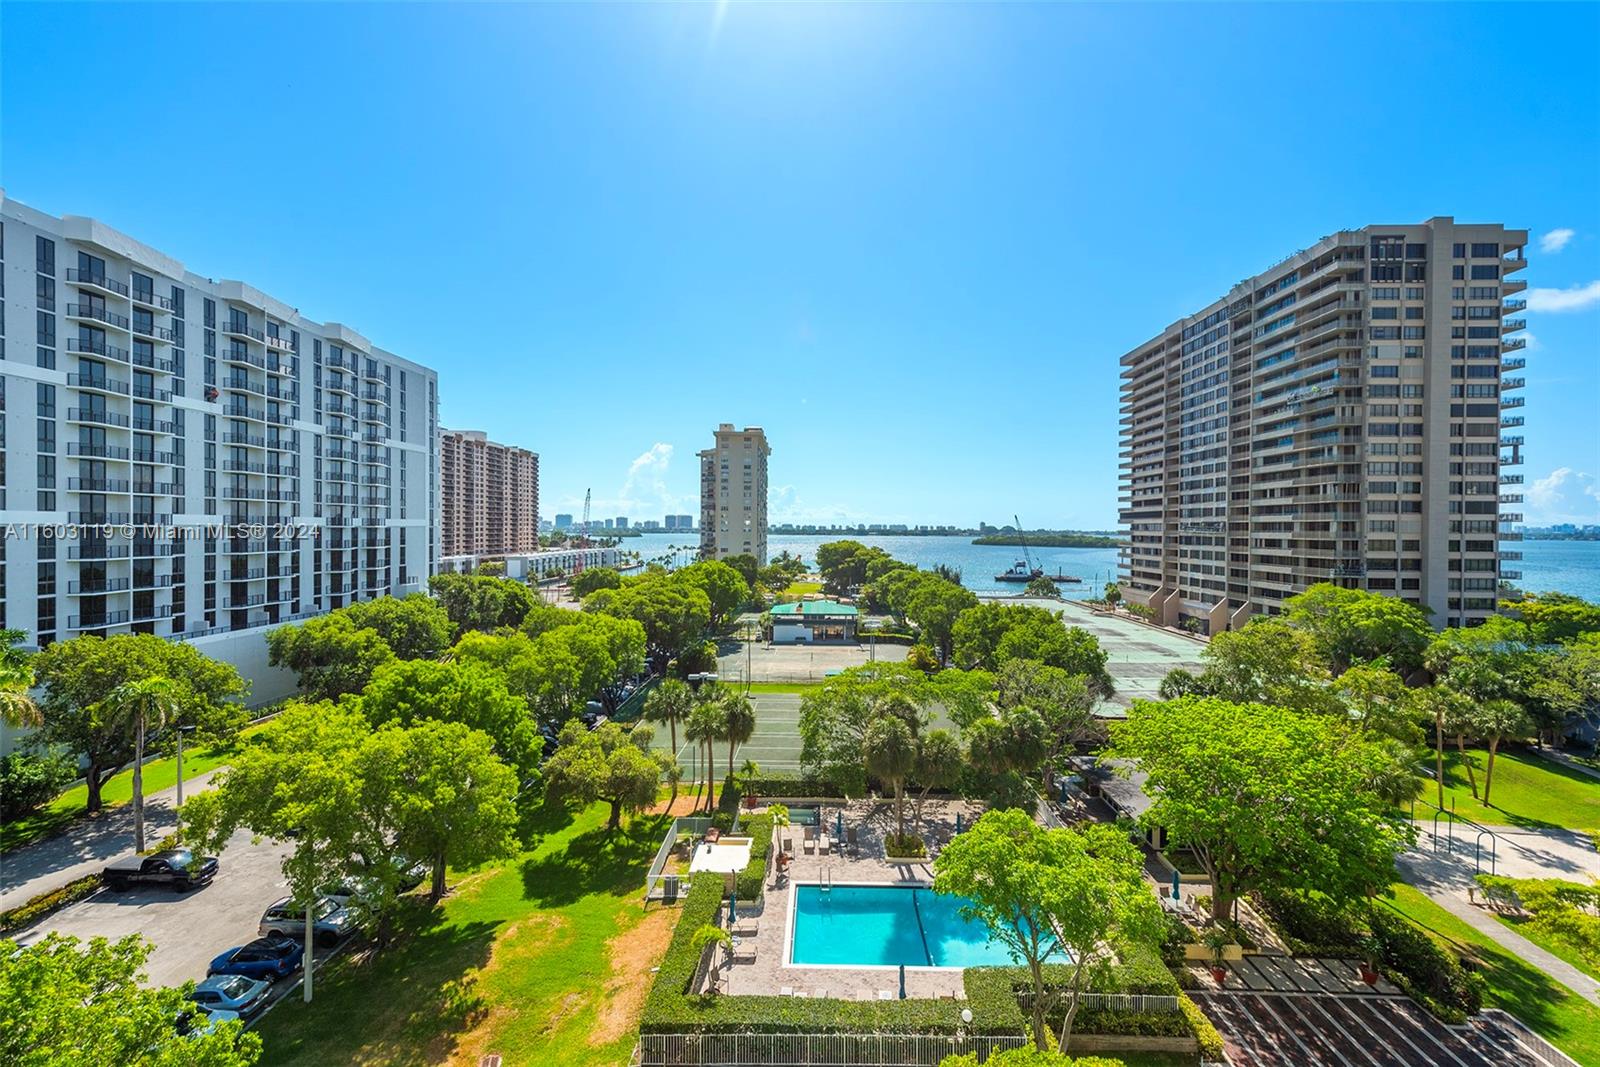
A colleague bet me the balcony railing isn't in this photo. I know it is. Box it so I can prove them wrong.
[68,442,131,459]
[71,612,132,628]
[68,477,130,492]
[223,321,266,343]
[67,408,130,428]
[65,268,131,297]
[67,373,130,395]
[67,337,131,362]
[66,304,130,329]
[69,578,131,594]
[1502,298,1527,313]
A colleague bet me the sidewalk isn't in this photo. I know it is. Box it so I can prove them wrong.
[1399,823,1600,1008]
[0,768,224,910]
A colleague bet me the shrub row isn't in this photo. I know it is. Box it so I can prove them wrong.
[1056,1008,1188,1038]
[0,874,100,935]
[733,814,773,901]
[739,773,848,799]
[1180,994,1225,1060]
[859,631,917,646]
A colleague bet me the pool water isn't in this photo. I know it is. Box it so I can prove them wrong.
[790,884,1038,968]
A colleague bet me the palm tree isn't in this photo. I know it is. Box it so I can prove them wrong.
[0,629,40,729]
[96,677,184,853]
[642,678,694,769]
[722,694,756,787]
[686,701,724,814]
[863,715,916,844]
[1479,699,1534,807]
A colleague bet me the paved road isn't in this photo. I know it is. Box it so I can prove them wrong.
[0,768,225,910]
[13,827,296,987]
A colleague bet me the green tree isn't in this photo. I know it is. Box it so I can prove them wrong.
[1103,582,1121,607]
[1024,576,1061,598]
[1285,584,1433,674]
[689,925,733,993]
[1109,697,1412,921]
[1504,592,1600,645]
[996,660,1097,794]
[358,718,520,900]
[360,658,540,778]
[33,635,246,812]
[428,573,535,633]
[722,553,760,589]
[1477,698,1536,806]
[1157,667,1205,700]
[0,628,41,728]
[906,575,979,666]
[642,677,694,796]
[721,692,757,784]
[268,613,396,701]
[934,809,1163,1050]
[341,594,455,660]
[541,720,663,830]
[94,677,183,853]
[686,690,728,812]
[570,566,623,599]
[1411,685,1472,809]
[584,576,710,666]
[677,560,751,631]
[1332,661,1424,745]
[798,663,935,794]
[951,604,1114,696]
[0,933,262,1067]
[1196,619,1336,714]
[521,601,586,637]
[910,728,964,835]
[864,714,916,843]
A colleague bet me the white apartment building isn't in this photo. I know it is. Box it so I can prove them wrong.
[699,424,770,563]
[1118,219,1528,633]
[0,193,439,687]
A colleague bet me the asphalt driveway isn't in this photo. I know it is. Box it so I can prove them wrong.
[13,827,296,988]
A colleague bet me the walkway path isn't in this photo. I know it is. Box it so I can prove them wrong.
[1398,822,1600,1007]
[1529,747,1600,783]
[0,768,223,910]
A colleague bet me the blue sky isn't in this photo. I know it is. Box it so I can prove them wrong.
[3,2,1597,528]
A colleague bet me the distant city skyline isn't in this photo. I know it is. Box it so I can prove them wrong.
[4,3,1595,528]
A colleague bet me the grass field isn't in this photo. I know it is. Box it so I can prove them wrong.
[1419,748,1600,833]
[1380,883,1600,1064]
[255,800,674,1067]
[781,581,823,596]
[1493,914,1600,983]
[0,727,259,853]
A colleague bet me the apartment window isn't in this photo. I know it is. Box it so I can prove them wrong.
[35,236,55,275]
[1405,287,1424,300]
[1371,307,1398,320]
[1370,365,1400,378]
[1402,327,1425,339]
[36,309,55,348]
[1471,243,1499,258]
[1470,265,1500,280]
[203,298,216,328]
[1452,265,1465,280]
[1452,243,1466,258]
[1405,307,1424,320]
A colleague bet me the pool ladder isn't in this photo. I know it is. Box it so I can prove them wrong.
[822,866,833,892]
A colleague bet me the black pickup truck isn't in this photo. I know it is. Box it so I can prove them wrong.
[101,848,219,891]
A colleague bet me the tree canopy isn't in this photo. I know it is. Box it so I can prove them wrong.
[951,604,1114,697]
[0,933,261,1067]
[570,567,623,599]
[582,574,711,667]
[1284,584,1433,673]
[675,560,751,630]
[428,573,535,633]
[541,719,664,829]
[1108,697,1413,921]
[268,613,397,701]
[359,658,541,778]
[340,593,455,660]
[33,634,247,812]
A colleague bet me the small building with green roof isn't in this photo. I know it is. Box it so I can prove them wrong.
[769,599,859,644]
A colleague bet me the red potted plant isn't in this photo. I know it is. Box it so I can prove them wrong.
[1204,927,1231,986]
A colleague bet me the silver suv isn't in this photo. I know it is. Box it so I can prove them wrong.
[258,896,355,947]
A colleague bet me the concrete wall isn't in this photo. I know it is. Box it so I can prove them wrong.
[185,627,300,707]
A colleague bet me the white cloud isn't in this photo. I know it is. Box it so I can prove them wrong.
[1527,467,1600,525]
[1539,228,1575,254]
[1526,280,1600,313]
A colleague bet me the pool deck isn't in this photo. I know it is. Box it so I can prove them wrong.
[709,799,989,1000]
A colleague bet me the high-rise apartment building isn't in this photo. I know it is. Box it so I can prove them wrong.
[554,513,573,529]
[438,429,539,558]
[0,194,439,666]
[699,424,770,563]
[1118,218,1527,633]
[665,513,693,531]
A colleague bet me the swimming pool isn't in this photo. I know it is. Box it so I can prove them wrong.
[789,884,1036,968]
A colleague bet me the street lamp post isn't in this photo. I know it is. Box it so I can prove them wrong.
[174,724,197,808]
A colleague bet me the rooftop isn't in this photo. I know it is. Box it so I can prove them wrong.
[770,600,859,617]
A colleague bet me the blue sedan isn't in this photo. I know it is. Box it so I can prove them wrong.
[190,973,272,1017]
[208,936,304,980]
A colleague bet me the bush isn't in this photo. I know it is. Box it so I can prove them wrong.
[737,773,847,799]
[1180,994,1224,1060]
[939,1052,1127,1067]
[0,874,99,934]
[884,833,927,858]
[0,751,76,820]
[734,814,773,901]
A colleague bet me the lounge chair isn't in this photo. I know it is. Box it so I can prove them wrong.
[819,834,831,855]
[731,941,757,963]
[780,986,793,997]
[846,827,860,854]
[803,830,817,855]
[732,919,758,937]
[878,990,893,1000]
[813,988,828,999]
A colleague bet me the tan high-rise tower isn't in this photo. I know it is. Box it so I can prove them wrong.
[1118,219,1528,634]
[439,429,539,558]
[699,424,770,564]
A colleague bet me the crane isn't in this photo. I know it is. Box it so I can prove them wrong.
[1014,514,1037,576]
[580,488,592,573]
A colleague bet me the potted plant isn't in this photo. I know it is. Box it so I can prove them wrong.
[1203,926,1232,986]
[1358,935,1381,986]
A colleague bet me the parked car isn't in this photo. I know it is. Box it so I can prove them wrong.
[208,935,304,980]
[101,848,218,892]
[176,1006,242,1038]
[258,896,355,947]
[189,974,272,1018]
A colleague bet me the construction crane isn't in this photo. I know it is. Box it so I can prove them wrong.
[1014,514,1036,575]
[580,488,592,573]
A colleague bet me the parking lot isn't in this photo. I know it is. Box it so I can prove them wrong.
[13,828,296,988]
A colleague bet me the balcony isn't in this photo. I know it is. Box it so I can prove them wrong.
[131,349,177,374]
[69,512,132,524]
[67,407,130,428]
[1501,474,1524,485]
[264,333,294,353]
[129,287,176,312]
[1501,357,1526,372]
[224,404,266,422]
[132,604,175,622]
[67,543,131,560]
[132,449,178,464]
[223,460,267,474]
[132,482,181,496]
[223,376,266,396]
[222,432,266,447]
[67,337,131,363]
[1501,376,1525,390]
[1501,395,1525,409]
[1502,298,1527,314]
[68,477,130,492]
[67,373,130,396]
[131,320,177,342]
[1501,569,1523,581]
[1502,336,1526,351]
[222,345,266,370]
[222,321,266,343]
[1502,318,1526,333]
[69,578,131,594]
[129,416,177,434]
[68,442,131,460]
[70,612,132,629]
[65,268,131,298]
[1501,415,1524,428]
[66,304,130,330]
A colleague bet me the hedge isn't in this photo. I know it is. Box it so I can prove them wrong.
[1180,994,1225,1060]
[734,814,774,901]
[739,773,849,799]
[0,874,100,935]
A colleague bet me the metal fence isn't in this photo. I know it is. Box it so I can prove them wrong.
[638,1032,1028,1066]
[644,816,714,903]
[1016,991,1180,1014]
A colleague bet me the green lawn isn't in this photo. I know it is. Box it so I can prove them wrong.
[254,800,674,1067]
[1493,914,1600,983]
[1381,883,1600,1064]
[1418,748,1600,833]
[781,581,823,596]
[742,681,823,694]
[0,729,258,853]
